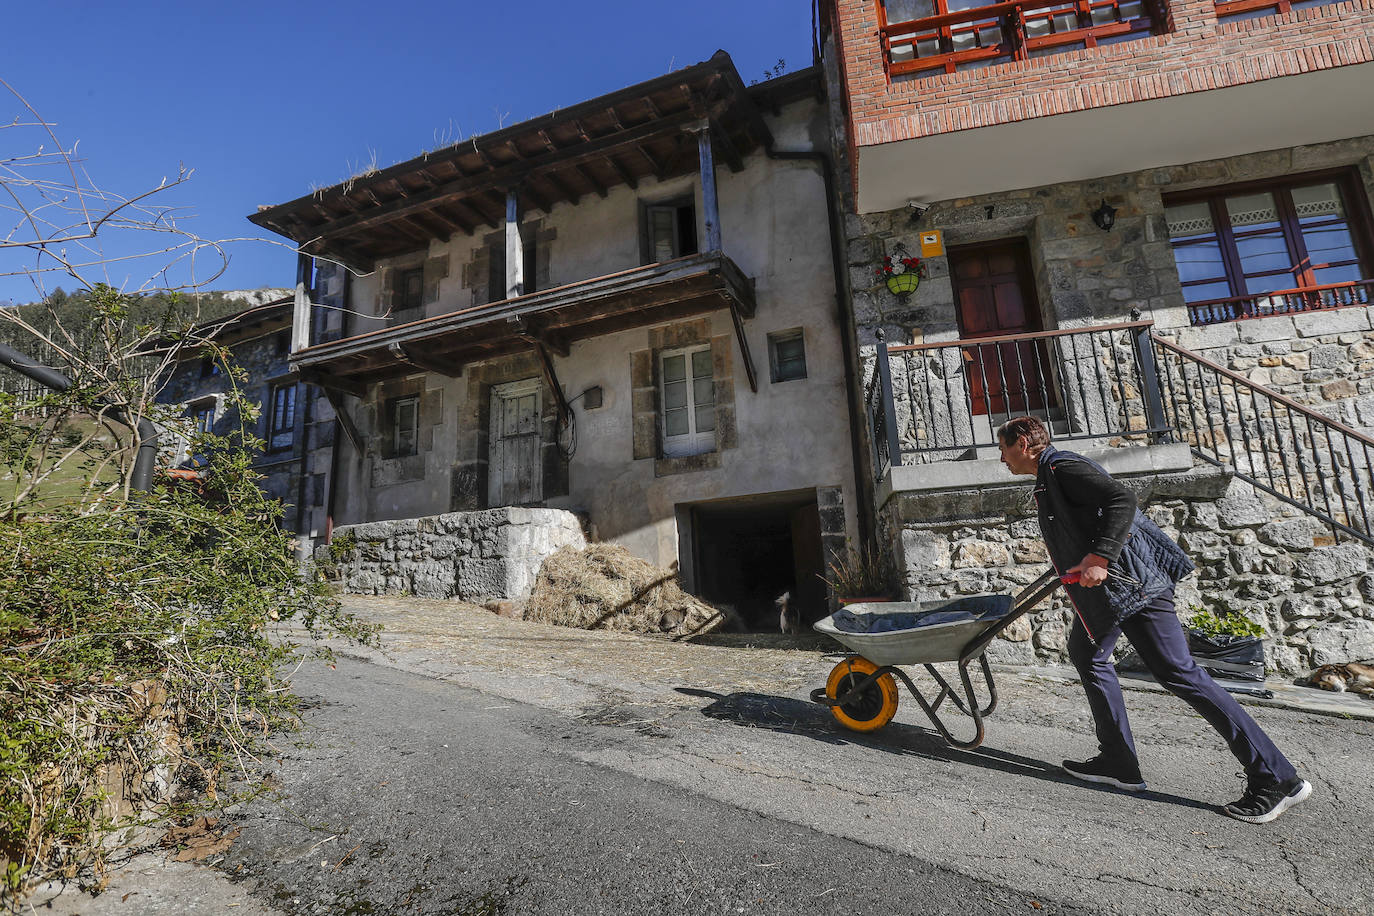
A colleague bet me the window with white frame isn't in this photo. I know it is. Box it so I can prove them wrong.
[392,395,419,458]
[267,382,296,452]
[660,345,715,457]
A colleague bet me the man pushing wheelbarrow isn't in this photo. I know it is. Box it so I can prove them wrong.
[996,416,1310,824]
[814,416,1311,824]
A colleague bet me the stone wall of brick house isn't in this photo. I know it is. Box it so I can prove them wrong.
[328,507,586,602]
[880,456,1374,676]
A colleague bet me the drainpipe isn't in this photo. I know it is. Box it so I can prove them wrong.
[765,148,874,542]
[0,342,159,493]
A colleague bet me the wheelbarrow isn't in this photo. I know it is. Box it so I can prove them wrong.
[810,568,1063,749]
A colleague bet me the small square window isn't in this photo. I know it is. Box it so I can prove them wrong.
[392,395,419,458]
[642,198,698,264]
[768,330,807,383]
[199,356,221,378]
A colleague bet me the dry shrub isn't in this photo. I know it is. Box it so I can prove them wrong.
[524,544,725,637]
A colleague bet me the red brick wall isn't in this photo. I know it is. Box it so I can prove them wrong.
[827,0,1374,147]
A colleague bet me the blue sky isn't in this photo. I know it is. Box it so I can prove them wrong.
[1,0,813,305]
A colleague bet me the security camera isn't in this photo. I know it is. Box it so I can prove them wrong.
[907,199,930,225]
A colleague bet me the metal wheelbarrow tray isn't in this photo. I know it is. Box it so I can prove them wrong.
[810,568,1061,749]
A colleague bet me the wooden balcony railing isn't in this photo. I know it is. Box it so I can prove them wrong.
[1186,279,1373,327]
[880,0,1162,78]
[1214,0,1341,22]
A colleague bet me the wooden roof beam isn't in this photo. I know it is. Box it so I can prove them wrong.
[604,154,638,190]
[575,163,609,199]
[301,112,694,240]
[634,143,665,181]
[542,171,579,206]
[709,118,745,173]
[455,198,499,231]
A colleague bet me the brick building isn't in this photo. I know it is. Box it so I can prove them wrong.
[819,0,1374,670]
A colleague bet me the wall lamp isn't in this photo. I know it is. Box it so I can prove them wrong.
[1091,198,1118,232]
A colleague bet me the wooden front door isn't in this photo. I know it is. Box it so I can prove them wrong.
[488,378,542,505]
[949,240,1052,416]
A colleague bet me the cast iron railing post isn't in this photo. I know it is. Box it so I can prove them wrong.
[875,329,903,472]
[1130,310,1171,443]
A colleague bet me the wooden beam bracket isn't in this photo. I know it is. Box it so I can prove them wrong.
[320,386,364,452]
[728,301,758,394]
[387,341,462,377]
[298,368,369,399]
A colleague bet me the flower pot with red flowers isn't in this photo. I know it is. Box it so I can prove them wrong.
[877,242,927,301]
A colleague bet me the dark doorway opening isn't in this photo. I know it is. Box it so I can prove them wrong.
[686,490,825,632]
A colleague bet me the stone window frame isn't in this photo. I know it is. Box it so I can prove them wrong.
[390,394,420,458]
[630,318,738,477]
[451,351,570,511]
[659,343,717,458]
[767,327,808,383]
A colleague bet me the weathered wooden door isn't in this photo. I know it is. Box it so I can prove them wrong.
[949,240,1052,416]
[488,378,542,506]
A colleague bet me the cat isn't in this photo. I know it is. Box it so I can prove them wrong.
[1304,662,1374,697]
[777,591,800,635]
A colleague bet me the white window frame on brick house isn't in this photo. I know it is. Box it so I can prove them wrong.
[659,344,715,458]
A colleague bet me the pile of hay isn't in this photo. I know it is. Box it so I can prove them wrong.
[524,544,725,637]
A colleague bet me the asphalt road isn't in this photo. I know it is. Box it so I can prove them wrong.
[28,599,1374,916]
[222,657,1089,915]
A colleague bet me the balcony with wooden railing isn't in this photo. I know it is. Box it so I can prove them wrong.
[880,0,1163,78]
[1186,279,1374,327]
[1214,0,1344,23]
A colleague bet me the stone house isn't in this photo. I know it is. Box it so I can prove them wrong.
[248,55,865,628]
[156,296,310,533]
[818,0,1374,671]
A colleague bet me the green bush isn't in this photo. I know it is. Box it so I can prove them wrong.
[1185,604,1265,639]
[0,347,377,898]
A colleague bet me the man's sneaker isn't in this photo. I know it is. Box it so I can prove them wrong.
[1061,754,1147,791]
[1222,776,1311,824]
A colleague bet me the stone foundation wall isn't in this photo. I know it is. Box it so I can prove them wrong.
[882,457,1374,675]
[329,507,586,602]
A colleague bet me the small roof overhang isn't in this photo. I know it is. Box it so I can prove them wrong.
[289,251,755,386]
[250,51,775,272]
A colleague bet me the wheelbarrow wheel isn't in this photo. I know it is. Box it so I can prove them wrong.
[825,657,898,733]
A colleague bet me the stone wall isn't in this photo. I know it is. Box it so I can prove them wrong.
[329,507,585,602]
[882,452,1374,675]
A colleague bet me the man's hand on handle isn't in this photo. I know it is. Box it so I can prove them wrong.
[1065,553,1110,588]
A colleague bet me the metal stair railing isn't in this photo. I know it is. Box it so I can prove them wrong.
[1151,331,1374,546]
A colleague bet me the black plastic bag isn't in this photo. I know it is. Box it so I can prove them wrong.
[1185,630,1265,682]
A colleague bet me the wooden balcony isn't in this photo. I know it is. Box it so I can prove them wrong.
[880,0,1161,79]
[1186,279,1374,326]
[289,252,756,389]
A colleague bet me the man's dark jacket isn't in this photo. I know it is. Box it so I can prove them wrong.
[1033,445,1194,642]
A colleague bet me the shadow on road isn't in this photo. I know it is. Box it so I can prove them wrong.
[675,687,1215,813]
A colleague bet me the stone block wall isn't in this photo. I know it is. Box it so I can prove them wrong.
[882,460,1374,675]
[329,507,586,602]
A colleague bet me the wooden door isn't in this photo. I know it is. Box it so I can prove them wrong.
[949,240,1052,416]
[488,378,542,506]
